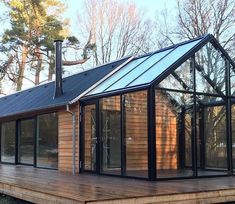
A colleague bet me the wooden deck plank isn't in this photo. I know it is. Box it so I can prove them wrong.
[0,165,235,203]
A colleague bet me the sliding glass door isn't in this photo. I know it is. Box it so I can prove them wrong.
[1,113,58,169]
[18,118,35,165]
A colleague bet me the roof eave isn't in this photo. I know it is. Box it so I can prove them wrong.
[0,102,69,121]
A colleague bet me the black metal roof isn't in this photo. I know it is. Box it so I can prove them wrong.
[0,57,128,119]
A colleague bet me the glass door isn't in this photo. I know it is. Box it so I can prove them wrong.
[100,96,121,175]
[83,104,97,171]
[82,98,122,175]
[18,118,35,165]
[197,104,228,176]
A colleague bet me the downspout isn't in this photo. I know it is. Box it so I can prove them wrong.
[66,104,76,175]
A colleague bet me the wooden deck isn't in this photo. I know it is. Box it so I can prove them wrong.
[1,165,235,203]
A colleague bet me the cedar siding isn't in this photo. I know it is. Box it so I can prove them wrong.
[58,105,80,173]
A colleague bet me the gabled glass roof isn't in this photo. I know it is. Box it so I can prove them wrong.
[86,37,205,97]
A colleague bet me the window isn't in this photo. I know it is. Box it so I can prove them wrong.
[155,89,194,178]
[19,119,35,165]
[203,105,227,169]
[195,43,226,95]
[37,113,58,169]
[124,90,148,178]
[1,121,15,163]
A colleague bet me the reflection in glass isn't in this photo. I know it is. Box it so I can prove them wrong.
[232,105,235,169]
[100,96,121,175]
[1,121,15,163]
[84,105,96,171]
[158,60,193,91]
[129,38,202,87]
[230,64,235,95]
[195,43,226,94]
[184,110,192,167]
[195,95,227,176]
[155,89,193,178]
[37,113,58,169]
[124,91,148,178]
[204,106,227,169]
[19,119,34,165]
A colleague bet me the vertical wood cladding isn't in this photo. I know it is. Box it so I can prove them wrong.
[58,105,79,173]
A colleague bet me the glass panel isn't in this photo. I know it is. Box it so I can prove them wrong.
[195,43,226,95]
[230,65,235,95]
[84,104,96,171]
[158,59,193,91]
[19,119,34,165]
[197,95,227,176]
[195,69,218,94]
[37,113,58,169]
[100,96,121,175]
[232,104,235,169]
[129,38,202,87]
[156,89,193,178]
[204,106,226,167]
[124,90,148,178]
[106,49,172,92]
[88,56,148,95]
[184,110,192,167]
[1,121,15,163]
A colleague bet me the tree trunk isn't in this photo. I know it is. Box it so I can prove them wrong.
[35,47,43,85]
[48,56,54,81]
[17,45,28,91]
[35,69,40,85]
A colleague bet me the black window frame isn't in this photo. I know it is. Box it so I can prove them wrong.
[0,112,59,170]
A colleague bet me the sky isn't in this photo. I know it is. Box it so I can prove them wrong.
[0,0,178,93]
[0,0,178,37]
[62,0,177,36]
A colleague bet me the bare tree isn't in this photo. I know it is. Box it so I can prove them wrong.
[77,0,155,66]
[158,0,235,56]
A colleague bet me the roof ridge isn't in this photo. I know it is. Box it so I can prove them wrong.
[134,34,209,60]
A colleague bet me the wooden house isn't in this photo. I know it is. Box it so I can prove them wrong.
[0,34,234,181]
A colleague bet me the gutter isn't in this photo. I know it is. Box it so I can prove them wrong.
[66,104,76,175]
